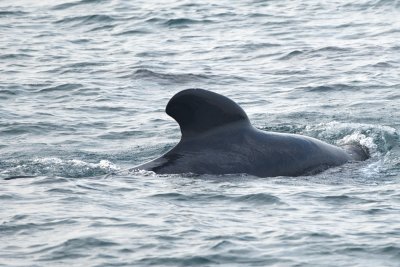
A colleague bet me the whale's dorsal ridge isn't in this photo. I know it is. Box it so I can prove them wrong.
[166,89,250,138]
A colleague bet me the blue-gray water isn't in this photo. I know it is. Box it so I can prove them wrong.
[1,0,400,266]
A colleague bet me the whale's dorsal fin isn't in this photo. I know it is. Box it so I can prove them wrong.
[166,89,250,138]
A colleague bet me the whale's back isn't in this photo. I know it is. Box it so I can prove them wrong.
[135,89,367,177]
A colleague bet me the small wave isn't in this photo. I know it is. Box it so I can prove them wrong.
[98,130,142,140]
[240,42,281,51]
[64,62,108,69]
[343,0,400,10]
[37,237,117,261]
[164,18,214,27]
[278,50,303,60]
[0,194,15,199]
[69,38,90,44]
[210,240,235,250]
[144,17,164,24]
[52,0,107,10]
[363,208,388,215]
[113,29,150,36]
[0,219,77,235]
[0,53,33,60]
[45,61,110,74]
[36,83,82,93]
[320,194,373,205]
[131,69,210,84]
[143,17,214,28]
[0,121,73,136]
[151,192,189,201]
[46,188,76,194]
[313,46,352,53]
[248,12,274,18]
[299,83,355,92]
[138,256,215,266]
[234,193,282,205]
[335,22,370,29]
[370,61,396,68]
[0,11,28,16]
[279,47,352,60]
[54,14,115,26]
[135,51,177,58]
[378,245,400,257]
[0,89,18,96]
[370,28,400,37]
[391,45,400,51]
[149,192,282,205]
[87,24,115,32]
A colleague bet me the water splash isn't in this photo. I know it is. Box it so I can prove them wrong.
[1,158,119,178]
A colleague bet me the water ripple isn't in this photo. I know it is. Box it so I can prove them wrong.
[164,18,214,27]
[52,0,108,10]
[37,237,118,261]
[36,83,83,93]
[131,69,210,84]
[0,10,29,16]
[54,14,115,26]
[299,84,356,92]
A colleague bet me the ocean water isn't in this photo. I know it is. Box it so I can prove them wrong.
[1,0,400,266]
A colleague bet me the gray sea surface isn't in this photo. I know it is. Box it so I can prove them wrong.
[1,0,400,266]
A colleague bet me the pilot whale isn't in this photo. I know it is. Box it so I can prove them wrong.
[135,89,368,177]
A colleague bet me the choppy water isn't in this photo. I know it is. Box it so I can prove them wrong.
[1,0,400,266]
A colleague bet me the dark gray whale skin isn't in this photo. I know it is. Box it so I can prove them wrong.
[135,89,368,177]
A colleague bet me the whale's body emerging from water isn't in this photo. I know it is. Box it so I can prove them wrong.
[135,89,368,177]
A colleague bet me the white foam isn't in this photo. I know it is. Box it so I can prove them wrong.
[338,131,378,156]
[33,157,119,171]
[129,169,156,176]
[303,121,398,158]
